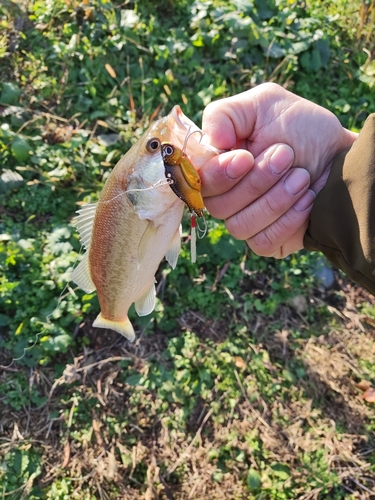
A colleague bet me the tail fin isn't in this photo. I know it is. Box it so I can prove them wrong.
[93,313,135,342]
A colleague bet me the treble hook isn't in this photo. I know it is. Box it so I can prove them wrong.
[195,213,207,239]
[183,127,203,156]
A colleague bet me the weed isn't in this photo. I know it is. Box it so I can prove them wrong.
[0,0,374,498]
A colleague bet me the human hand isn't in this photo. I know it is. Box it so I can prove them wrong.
[200,143,314,258]
[200,83,358,257]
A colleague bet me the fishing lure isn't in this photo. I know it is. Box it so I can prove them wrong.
[161,142,207,263]
[161,142,204,216]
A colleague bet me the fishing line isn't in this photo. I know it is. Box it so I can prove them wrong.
[94,178,174,206]
[0,248,85,369]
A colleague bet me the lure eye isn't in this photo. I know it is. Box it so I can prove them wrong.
[146,138,161,153]
[164,145,174,156]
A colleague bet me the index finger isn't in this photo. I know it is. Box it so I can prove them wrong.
[201,83,298,152]
[202,83,285,150]
[202,93,256,150]
[200,149,254,198]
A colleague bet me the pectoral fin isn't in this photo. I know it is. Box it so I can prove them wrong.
[135,281,156,316]
[71,252,96,293]
[138,222,158,267]
[165,225,182,269]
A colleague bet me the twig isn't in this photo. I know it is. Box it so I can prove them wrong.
[234,369,272,429]
[49,356,131,397]
[159,474,175,500]
[348,476,375,495]
[167,407,213,475]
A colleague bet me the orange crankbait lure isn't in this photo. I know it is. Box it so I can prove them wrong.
[161,142,205,217]
[161,142,206,263]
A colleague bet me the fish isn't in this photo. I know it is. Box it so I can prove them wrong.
[71,105,219,341]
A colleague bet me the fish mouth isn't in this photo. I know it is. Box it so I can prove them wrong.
[171,105,183,125]
[169,105,221,166]
[171,105,199,139]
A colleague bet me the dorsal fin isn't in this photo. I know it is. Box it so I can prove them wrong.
[74,203,97,250]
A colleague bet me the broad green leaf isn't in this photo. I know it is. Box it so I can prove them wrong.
[271,463,291,480]
[247,468,261,490]
[44,333,72,352]
[125,373,143,386]
[0,313,10,327]
[11,138,31,162]
[315,38,330,67]
[0,82,21,104]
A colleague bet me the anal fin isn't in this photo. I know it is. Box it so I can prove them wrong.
[135,281,156,316]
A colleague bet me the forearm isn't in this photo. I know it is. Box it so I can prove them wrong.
[304,114,375,294]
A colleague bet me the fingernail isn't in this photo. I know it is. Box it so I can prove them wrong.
[294,189,316,211]
[269,144,294,175]
[284,168,310,195]
[225,151,253,179]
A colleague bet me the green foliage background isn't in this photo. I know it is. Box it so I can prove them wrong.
[0,0,375,498]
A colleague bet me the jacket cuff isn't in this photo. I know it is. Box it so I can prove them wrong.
[304,114,375,294]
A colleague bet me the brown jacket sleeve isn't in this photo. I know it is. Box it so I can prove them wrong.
[304,114,375,295]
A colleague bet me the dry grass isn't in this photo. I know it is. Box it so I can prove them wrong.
[1,277,375,499]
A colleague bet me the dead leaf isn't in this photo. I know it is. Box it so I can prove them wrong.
[356,380,371,391]
[105,63,116,78]
[106,447,117,480]
[61,442,70,468]
[149,104,161,122]
[234,356,246,370]
[92,418,103,446]
[362,388,375,403]
[97,119,108,128]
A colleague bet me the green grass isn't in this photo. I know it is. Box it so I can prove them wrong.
[0,0,375,498]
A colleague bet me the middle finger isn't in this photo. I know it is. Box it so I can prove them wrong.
[204,143,294,219]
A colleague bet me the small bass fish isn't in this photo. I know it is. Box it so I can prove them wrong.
[71,106,219,341]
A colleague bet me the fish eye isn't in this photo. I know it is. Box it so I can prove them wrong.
[146,138,161,153]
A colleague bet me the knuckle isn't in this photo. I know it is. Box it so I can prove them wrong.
[204,199,226,220]
[226,210,254,240]
[260,81,278,92]
[203,100,219,118]
[250,218,290,256]
[250,231,275,256]
[258,81,284,97]
[246,176,268,199]
[257,194,280,216]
